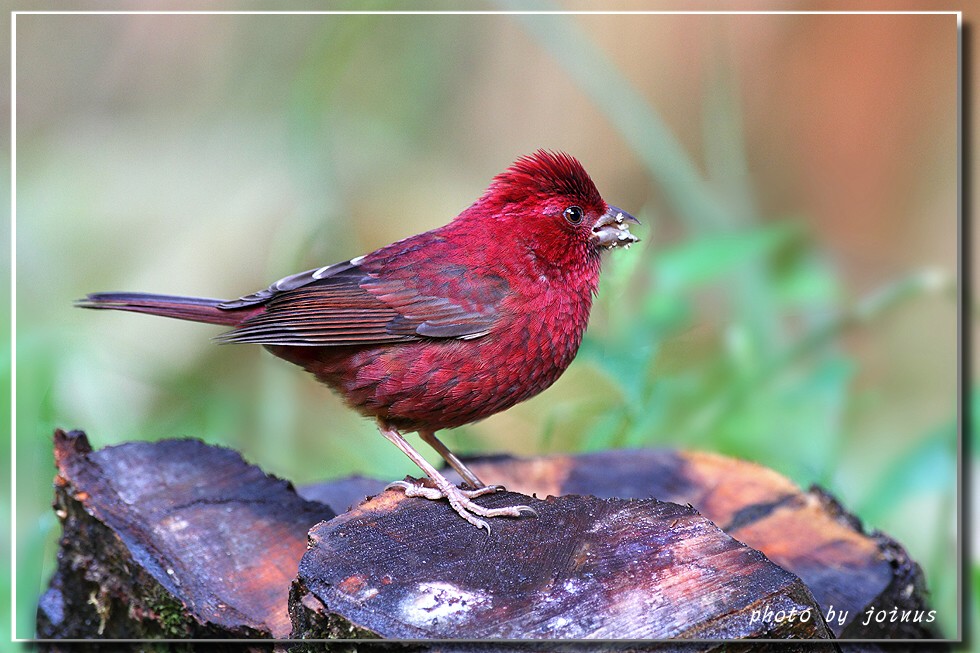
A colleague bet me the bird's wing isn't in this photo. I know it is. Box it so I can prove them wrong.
[214,254,508,346]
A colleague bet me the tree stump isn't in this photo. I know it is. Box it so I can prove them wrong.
[397,451,938,639]
[38,429,335,640]
[36,429,941,647]
[292,490,829,640]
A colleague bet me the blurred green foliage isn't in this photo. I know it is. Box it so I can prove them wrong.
[10,10,960,642]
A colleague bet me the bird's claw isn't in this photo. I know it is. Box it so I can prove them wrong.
[462,483,505,497]
[387,478,536,532]
[384,480,503,500]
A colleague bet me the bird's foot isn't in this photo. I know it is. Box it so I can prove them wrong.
[386,478,537,533]
[386,479,503,500]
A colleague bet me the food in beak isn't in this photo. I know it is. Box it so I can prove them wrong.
[592,207,640,249]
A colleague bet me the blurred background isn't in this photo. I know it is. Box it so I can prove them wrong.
[7,7,961,641]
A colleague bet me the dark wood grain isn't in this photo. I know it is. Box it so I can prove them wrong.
[291,488,832,639]
[301,449,938,639]
[37,429,335,639]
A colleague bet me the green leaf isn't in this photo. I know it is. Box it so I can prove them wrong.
[654,224,796,293]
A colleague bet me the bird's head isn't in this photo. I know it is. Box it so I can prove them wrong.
[470,150,638,269]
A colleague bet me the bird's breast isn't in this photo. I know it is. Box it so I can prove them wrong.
[496,282,594,371]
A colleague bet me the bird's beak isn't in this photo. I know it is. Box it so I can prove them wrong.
[592,205,640,249]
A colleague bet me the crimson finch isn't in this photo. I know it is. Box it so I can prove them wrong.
[79,150,639,531]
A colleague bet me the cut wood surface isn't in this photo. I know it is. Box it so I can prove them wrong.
[37,429,939,645]
[293,489,830,640]
[38,429,335,639]
[301,450,936,639]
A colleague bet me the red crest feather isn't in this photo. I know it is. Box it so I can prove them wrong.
[486,150,603,208]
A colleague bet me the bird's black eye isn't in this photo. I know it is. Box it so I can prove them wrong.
[563,206,584,225]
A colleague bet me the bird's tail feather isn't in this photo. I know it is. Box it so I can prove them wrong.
[76,292,242,326]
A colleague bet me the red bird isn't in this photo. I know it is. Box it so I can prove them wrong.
[79,150,639,531]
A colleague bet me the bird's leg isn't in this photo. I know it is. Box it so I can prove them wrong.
[418,429,494,491]
[378,424,536,532]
